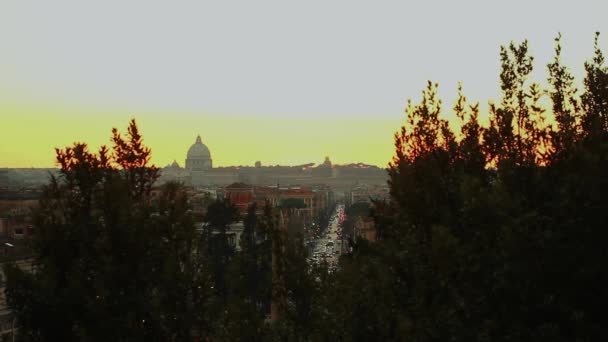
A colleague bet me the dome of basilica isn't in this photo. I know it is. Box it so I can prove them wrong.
[186,135,212,171]
[187,135,211,159]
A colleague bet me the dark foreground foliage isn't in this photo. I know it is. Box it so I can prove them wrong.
[4,34,608,341]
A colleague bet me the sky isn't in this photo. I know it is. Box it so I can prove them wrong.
[1,0,607,168]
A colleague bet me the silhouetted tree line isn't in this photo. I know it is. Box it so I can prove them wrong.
[4,33,608,341]
[323,33,608,341]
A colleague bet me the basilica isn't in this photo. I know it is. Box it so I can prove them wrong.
[185,135,212,171]
[159,135,388,190]
[160,135,238,186]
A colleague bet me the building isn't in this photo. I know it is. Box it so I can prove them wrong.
[185,135,239,186]
[158,135,388,191]
[6,211,33,239]
[275,187,314,219]
[347,184,390,206]
[158,160,190,184]
[311,185,335,219]
[186,135,213,171]
[159,135,239,187]
[0,199,37,240]
[224,182,256,214]
[224,183,316,220]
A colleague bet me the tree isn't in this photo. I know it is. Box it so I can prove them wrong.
[202,198,239,307]
[341,202,372,241]
[454,83,486,177]
[268,207,323,341]
[547,33,579,156]
[581,32,608,138]
[483,40,549,170]
[379,34,608,341]
[280,198,306,210]
[217,202,272,341]
[4,120,211,341]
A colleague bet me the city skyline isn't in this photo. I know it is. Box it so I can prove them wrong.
[2,2,608,341]
[2,0,607,168]
[1,114,401,168]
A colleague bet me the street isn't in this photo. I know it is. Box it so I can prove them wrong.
[307,204,345,272]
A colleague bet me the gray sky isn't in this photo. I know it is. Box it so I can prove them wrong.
[1,0,607,119]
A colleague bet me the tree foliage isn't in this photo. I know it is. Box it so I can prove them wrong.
[4,120,210,341]
[7,34,608,341]
[306,33,608,341]
[373,33,608,341]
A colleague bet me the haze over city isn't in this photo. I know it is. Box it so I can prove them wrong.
[1,0,606,168]
[2,1,608,341]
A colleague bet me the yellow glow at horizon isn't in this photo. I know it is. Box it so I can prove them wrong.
[0,100,403,169]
